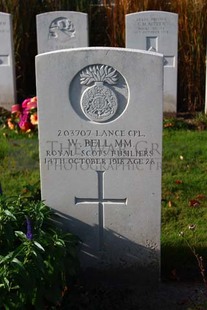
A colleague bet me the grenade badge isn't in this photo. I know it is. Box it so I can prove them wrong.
[80,65,118,122]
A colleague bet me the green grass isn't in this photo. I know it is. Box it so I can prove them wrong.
[162,129,207,279]
[0,128,39,196]
[1,125,207,281]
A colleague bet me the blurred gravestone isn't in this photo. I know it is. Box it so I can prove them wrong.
[126,11,178,113]
[205,41,207,114]
[36,11,88,54]
[36,47,163,284]
[0,12,16,110]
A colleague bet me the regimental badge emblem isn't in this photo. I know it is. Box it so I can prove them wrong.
[69,63,129,124]
[80,65,118,122]
[49,17,75,42]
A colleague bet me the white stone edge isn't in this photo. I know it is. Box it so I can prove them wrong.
[0,12,11,16]
[36,11,88,17]
[35,46,164,60]
[126,11,178,17]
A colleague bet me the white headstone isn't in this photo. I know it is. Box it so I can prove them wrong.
[36,11,88,54]
[0,12,16,110]
[36,47,163,282]
[205,40,207,114]
[126,11,178,113]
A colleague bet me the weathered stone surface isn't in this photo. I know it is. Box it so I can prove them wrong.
[36,47,163,282]
[36,11,88,53]
[126,11,178,113]
[0,12,16,110]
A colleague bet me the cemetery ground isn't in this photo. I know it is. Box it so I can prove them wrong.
[1,113,207,309]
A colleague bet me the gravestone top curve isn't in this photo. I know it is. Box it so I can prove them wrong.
[36,11,88,54]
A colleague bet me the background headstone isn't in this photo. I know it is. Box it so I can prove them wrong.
[36,47,163,283]
[126,11,178,113]
[205,40,207,114]
[0,12,16,110]
[36,11,88,54]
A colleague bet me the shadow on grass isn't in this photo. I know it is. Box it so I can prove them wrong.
[161,244,207,282]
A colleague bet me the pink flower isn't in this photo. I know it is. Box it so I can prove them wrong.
[11,104,21,114]
[18,114,31,132]
[8,96,38,133]
[27,100,37,110]
[22,98,31,109]
[22,97,38,114]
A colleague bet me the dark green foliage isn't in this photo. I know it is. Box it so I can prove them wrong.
[0,195,79,309]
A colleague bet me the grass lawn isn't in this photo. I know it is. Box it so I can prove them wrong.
[162,128,207,280]
[0,129,39,196]
[1,124,207,281]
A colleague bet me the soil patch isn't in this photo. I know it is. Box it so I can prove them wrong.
[62,279,207,310]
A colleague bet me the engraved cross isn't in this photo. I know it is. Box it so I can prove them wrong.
[75,171,127,250]
[146,37,175,67]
